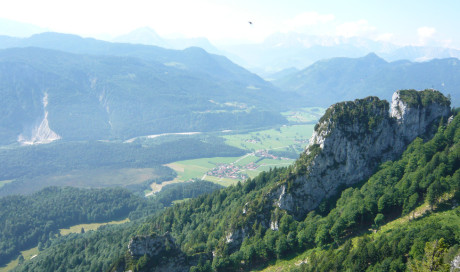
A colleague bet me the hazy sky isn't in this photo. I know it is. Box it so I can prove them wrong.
[1,0,459,47]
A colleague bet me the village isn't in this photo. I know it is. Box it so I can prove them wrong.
[206,149,292,180]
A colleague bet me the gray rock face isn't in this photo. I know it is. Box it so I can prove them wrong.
[126,233,209,272]
[128,233,176,257]
[277,89,450,218]
[452,254,460,271]
[390,91,451,140]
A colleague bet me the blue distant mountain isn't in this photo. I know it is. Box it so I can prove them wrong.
[273,53,460,106]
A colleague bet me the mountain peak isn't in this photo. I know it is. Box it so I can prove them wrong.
[362,52,386,63]
[276,89,451,218]
[112,27,168,47]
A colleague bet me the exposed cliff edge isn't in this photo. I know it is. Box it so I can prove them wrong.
[276,89,451,219]
[111,233,209,272]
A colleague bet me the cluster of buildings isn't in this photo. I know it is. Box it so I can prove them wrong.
[206,164,249,180]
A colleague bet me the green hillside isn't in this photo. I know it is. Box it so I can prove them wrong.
[13,96,459,272]
[0,181,223,268]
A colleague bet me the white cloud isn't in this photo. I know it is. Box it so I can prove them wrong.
[336,19,376,38]
[417,26,436,39]
[374,33,394,42]
[417,26,437,46]
[282,12,334,31]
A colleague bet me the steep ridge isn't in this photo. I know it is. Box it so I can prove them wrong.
[275,89,451,219]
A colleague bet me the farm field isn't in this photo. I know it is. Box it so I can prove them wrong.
[223,124,314,152]
[167,156,295,187]
[143,107,323,194]
[160,123,315,189]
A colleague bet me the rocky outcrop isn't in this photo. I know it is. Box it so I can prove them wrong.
[452,254,460,271]
[126,233,210,272]
[277,89,451,219]
[128,233,177,257]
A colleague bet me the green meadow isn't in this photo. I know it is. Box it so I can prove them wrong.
[59,218,130,236]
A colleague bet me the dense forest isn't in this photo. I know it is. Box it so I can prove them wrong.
[15,111,459,271]
[0,180,222,267]
[0,136,244,196]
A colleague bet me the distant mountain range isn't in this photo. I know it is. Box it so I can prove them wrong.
[110,29,460,76]
[112,27,223,55]
[1,31,459,146]
[273,53,460,107]
[221,32,460,75]
[0,33,295,145]
[3,21,460,76]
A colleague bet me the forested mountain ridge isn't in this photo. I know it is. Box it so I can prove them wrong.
[273,53,460,107]
[0,32,295,89]
[0,181,223,267]
[15,89,459,272]
[0,45,290,145]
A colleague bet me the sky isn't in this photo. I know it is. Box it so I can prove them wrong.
[1,0,460,48]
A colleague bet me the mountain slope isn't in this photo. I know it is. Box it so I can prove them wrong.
[14,90,458,272]
[273,53,460,107]
[0,46,289,144]
[0,32,267,84]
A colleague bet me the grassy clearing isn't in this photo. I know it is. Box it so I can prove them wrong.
[0,179,13,189]
[147,179,183,195]
[203,175,239,187]
[0,247,38,272]
[252,250,316,272]
[59,218,129,236]
[172,198,191,205]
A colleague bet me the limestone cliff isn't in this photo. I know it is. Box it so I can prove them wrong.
[276,89,451,219]
[122,233,208,272]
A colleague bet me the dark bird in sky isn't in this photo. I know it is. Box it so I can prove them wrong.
[248,21,253,25]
